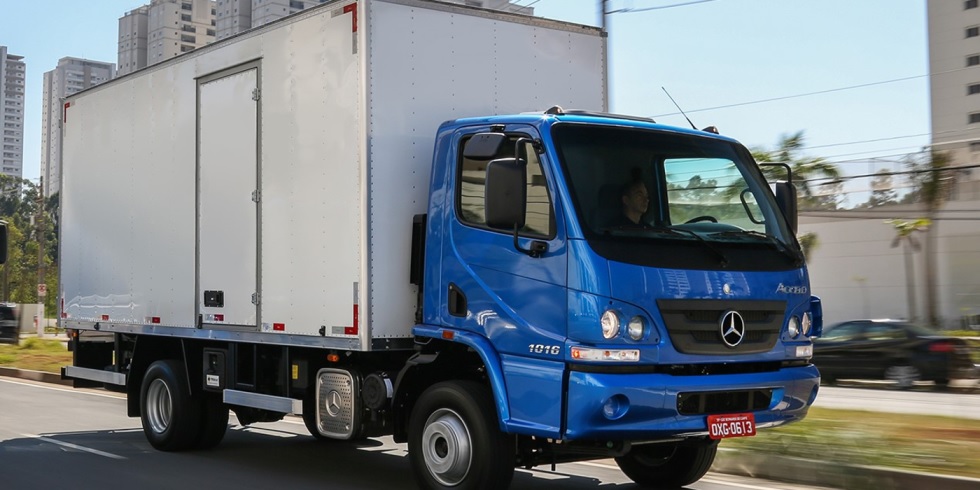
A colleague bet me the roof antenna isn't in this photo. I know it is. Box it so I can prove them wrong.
[661,87,719,134]
[661,87,697,130]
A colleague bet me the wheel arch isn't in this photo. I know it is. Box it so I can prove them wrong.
[126,336,188,417]
[391,332,510,443]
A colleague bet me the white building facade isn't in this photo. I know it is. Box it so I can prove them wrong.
[0,46,26,179]
[41,58,116,197]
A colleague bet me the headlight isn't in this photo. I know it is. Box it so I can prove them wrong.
[627,316,646,340]
[801,312,812,336]
[787,316,800,338]
[601,310,621,339]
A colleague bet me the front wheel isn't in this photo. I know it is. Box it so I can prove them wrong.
[884,364,921,389]
[615,440,718,488]
[408,381,514,490]
[140,360,202,451]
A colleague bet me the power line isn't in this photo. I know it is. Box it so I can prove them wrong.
[801,133,929,151]
[653,74,928,117]
[607,0,718,14]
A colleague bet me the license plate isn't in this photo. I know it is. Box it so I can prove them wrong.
[707,413,756,440]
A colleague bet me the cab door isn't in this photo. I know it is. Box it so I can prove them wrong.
[437,125,568,436]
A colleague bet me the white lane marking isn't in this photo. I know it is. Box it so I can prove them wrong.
[26,434,126,460]
[0,378,125,400]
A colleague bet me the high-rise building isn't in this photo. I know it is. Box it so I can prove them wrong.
[119,6,150,76]
[118,0,216,76]
[0,46,26,179]
[214,0,532,40]
[41,58,116,197]
[928,1,980,165]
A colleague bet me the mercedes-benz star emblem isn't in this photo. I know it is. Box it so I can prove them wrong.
[326,390,343,417]
[719,310,746,347]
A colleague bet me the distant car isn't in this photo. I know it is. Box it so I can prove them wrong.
[0,303,17,344]
[812,319,979,388]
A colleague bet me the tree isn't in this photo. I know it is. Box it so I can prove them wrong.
[901,151,954,327]
[752,131,842,210]
[0,178,59,315]
[887,218,929,322]
[797,232,819,262]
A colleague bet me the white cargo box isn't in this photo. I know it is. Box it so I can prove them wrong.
[60,0,605,350]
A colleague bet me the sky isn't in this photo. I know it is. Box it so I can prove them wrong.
[1,0,929,193]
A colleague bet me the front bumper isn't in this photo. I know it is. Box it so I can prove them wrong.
[563,364,820,440]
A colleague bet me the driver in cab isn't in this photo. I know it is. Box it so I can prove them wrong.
[608,179,652,229]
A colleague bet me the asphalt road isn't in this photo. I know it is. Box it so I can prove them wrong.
[0,377,834,490]
[813,384,980,419]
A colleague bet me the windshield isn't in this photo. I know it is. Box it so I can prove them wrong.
[553,123,802,271]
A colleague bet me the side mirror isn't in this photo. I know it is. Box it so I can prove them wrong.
[0,220,7,265]
[774,181,798,234]
[485,158,527,230]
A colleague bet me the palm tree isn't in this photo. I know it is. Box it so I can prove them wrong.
[887,218,930,322]
[752,131,842,209]
[902,151,953,327]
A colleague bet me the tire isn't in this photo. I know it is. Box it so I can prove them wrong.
[302,390,329,441]
[408,381,515,490]
[615,440,718,488]
[194,395,229,449]
[140,360,202,451]
[884,364,921,389]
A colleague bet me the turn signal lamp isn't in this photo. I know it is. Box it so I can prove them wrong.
[571,347,640,362]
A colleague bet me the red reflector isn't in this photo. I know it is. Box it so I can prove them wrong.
[442,330,455,340]
[101,315,109,321]
[344,305,358,335]
[215,314,224,322]
[151,317,160,324]
[929,341,955,353]
[327,353,340,363]
[273,323,285,331]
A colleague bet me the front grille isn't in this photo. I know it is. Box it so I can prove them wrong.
[658,299,785,355]
[677,389,773,415]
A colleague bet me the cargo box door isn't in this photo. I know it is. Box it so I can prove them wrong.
[197,66,259,328]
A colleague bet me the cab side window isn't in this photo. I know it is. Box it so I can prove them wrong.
[457,136,554,238]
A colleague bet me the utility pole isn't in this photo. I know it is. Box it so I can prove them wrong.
[600,0,611,112]
[36,177,45,335]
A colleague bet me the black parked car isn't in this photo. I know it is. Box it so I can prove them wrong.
[0,303,17,344]
[813,320,979,389]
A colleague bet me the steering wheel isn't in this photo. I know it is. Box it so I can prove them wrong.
[684,215,718,224]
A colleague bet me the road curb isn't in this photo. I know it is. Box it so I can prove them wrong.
[0,366,72,386]
[712,449,980,490]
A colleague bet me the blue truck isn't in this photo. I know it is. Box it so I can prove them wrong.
[59,1,820,488]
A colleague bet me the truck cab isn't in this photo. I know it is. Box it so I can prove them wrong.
[408,108,821,487]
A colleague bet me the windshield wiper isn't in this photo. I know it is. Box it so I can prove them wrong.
[653,226,729,267]
[709,230,804,267]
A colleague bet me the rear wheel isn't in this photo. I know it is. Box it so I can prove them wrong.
[615,440,718,488]
[194,394,229,449]
[408,381,514,489]
[140,360,202,451]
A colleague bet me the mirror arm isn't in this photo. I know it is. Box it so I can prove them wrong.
[512,225,547,258]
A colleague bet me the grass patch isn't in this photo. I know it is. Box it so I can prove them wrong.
[0,338,72,373]
[724,407,980,478]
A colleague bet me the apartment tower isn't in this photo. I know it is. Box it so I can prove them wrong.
[41,58,116,197]
[0,46,26,179]
[119,0,217,76]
